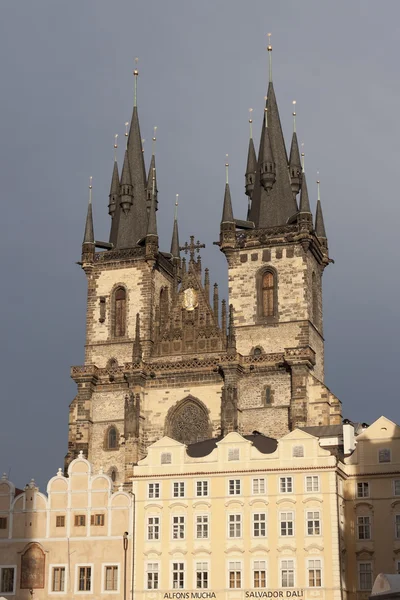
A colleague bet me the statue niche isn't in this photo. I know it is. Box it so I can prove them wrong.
[166,396,212,445]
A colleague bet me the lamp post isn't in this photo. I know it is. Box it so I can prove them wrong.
[123,531,129,600]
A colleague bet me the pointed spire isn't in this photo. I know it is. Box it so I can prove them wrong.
[260,102,276,192]
[83,177,94,244]
[299,172,311,214]
[204,268,210,300]
[289,101,302,198]
[147,127,158,210]
[315,179,327,241]
[170,194,180,258]
[120,150,133,214]
[109,137,120,215]
[213,283,219,323]
[245,108,257,198]
[133,313,142,362]
[227,304,236,354]
[221,299,227,336]
[221,157,234,224]
[146,167,158,238]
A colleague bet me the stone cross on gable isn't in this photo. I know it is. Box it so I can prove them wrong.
[179,236,205,262]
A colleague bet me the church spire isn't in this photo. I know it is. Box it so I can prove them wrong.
[245,109,257,198]
[248,37,298,228]
[170,194,180,259]
[147,127,158,211]
[289,101,302,198]
[146,167,158,237]
[120,150,133,214]
[315,178,327,247]
[260,103,276,192]
[83,177,94,244]
[108,136,120,247]
[221,158,234,224]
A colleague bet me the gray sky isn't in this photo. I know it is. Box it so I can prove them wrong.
[1,0,399,489]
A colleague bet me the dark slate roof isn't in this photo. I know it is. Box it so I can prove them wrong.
[187,433,278,458]
[300,425,343,437]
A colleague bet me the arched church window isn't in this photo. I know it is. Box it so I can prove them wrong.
[109,468,117,482]
[253,347,262,357]
[107,427,118,450]
[114,287,126,337]
[262,272,274,317]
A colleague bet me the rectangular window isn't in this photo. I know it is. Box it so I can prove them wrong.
[75,514,86,527]
[56,515,65,528]
[172,563,184,589]
[280,512,294,536]
[394,480,400,496]
[228,479,241,495]
[395,515,400,539]
[196,515,209,539]
[147,563,159,590]
[228,448,240,461]
[359,563,373,590]
[196,481,209,497]
[229,562,242,589]
[52,566,66,592]
[147,516,160,541]
[78,566,92,592]
[357,482,370,498]
[253,513,267,537]
[252,478,266,495]
[0,567,15,594]
[172,516,185,540]
[173,482,185,498]
[357,516,371,540]
[308,560,322,587]
[281,560,295,588]
[105,566,118,591]
[148,483,160,499]
[196,562,209,589]
[280,477,293,494]
[305,476,320,493]
[91,514,105,526]
[0,518,7,530]
[253,561,267,588]
[307,511,321,535]
[228,514,242,538]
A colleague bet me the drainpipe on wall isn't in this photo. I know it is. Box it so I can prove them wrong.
[130,491,136,600]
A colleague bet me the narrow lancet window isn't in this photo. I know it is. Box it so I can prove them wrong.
[114,287,126,337]
[108,427,117,449]
[262,272,274,317]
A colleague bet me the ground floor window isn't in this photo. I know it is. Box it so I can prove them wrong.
[308,559,322,587]
[172,563,185,589]
[229,562,242,589]
[253,560,267,588]
[104,565,118,591]
[358,562,373,590]
[78,566,92,592]
[0,567,15,594]
[147,563,159,590]
[52,566,66,592]
[281,560,295,588]
[196,562,209,589]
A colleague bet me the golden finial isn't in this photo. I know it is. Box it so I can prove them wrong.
[301,142,305,172]
[174,194,179,220]
[225,154,229,184]
[292,100,297,133]
[152,126,157,155]
[267,33,272,82]
[133,58,139,107]
[249,108,253,139]
[114,134,118,161]
[125,122,129,148]
[89,176,93,205]
[317,171,320,201]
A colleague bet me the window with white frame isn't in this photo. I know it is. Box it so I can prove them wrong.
[228,514,242,538]
[279,477,293,493]
[305,476,320,493]
[196,480,209,497]
[308,559,322,587]
[306,511,321,535]
[196,515,209,539]
[358,562,373,590]
[77,566,92,592]
[0,566,15,594]
[148,482,160,499]
[228,562,242,588]
[147,563,159,590]
[51,566,66,592]
[395,515,400,539]
[292,445,304,458]
[394,480,400,496]
[252,478,266,495]
[147,516,160,541]
[172,516,185,540]
[356,482,370,498]
[280,512,294,536]
[357,516,371,540]
[228,479,241,495]
[280,560,295,587]
[173,482,185,498]
[172,562,185,589]
[196,562,209,589]
[228,448,240,461]
[253,560,267,588]
[379,448,391,463]
[253,513,266,537]
[104,566,118,592]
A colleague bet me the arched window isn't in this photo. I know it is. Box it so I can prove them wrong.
[265,386,272,405]
[108,427,117,449]
[114,287,126,337]
[110,469,117,482]
[262,272,275,317]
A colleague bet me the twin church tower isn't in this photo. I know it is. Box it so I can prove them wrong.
[67,46,341,484]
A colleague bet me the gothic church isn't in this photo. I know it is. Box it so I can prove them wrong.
[66,47,341,485]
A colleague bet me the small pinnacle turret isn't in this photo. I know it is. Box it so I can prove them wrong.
[120,150,133,215]
[298,172,313,229]
[170,195,180,259]
[260,107,276,192]
[146,169,158,239]
[146,127,158,211]
[220,160,236,250]
[289,103,302,198]
[82,177,95,265]
[245,109,257,198]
